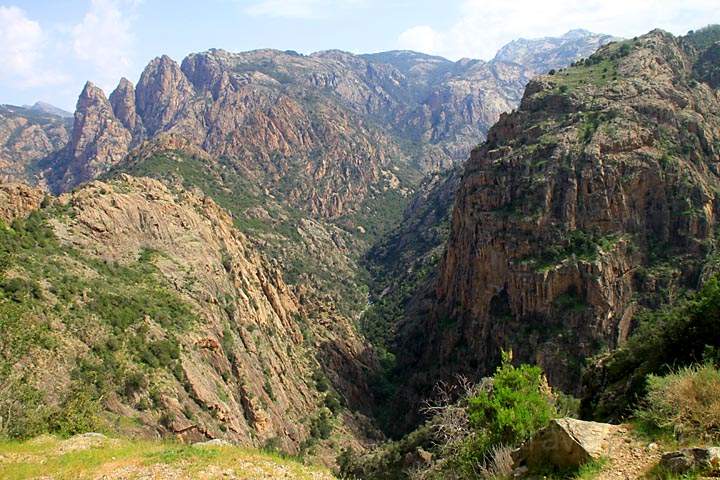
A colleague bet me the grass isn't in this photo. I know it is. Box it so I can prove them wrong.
[533,457,609,479]
[551,58,618,92]
[0,435,335,480]
[646,464,703,480]
[635,364,720,443]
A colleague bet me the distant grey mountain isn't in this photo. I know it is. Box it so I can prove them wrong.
[22,101,73,118]
[494,29,621,74]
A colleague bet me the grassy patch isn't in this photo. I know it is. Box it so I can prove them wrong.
[635,364,720,442]
[552,58,618,92]
[533,457,609,479]
[0,436,334,480]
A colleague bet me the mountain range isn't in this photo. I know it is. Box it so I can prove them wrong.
[2,25,720,479]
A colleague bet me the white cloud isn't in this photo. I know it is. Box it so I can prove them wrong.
[72,0,137,91]
[398,25,443,54]
[0,6,68,87]
[245,0,366,19]
[398,0,720,60]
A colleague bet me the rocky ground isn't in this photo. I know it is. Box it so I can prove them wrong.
[593,425,662,480]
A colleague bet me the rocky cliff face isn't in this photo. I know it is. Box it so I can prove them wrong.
[50,82,133,191]
[109,78,144,138]
[392,29,720,427]
[0,175,375,453]
[0,105,70,186]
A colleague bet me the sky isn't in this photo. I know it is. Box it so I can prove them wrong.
[0,0,718,111]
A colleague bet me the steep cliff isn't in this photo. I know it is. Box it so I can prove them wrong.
[392,29,720,428]
[49,82,133,191]
[109,78,144,138]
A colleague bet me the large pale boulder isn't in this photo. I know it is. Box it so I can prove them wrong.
[514,418,615,469]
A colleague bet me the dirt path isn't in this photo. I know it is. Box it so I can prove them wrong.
[595,425,662,480]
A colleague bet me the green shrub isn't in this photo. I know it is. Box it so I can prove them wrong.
[312,370,330,392]
[0,384,53,439]
[464,352,557,460]
[582,275,720,421]
[636,364,720,441]
[309,408,333,440]
[49,386,102,437]
[324,391,342,414]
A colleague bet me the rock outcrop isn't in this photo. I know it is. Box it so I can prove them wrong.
[0,104,70,186]
[660,448,720,474]
[392,29,720,424]
[514,418,615,470]
[51,82,133,191]
[109,78,144,138]
[0,182,45,223]
[136,55,197,136]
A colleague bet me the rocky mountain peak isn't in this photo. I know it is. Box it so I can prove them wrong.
[76,81,108,109]
[55,81,132,191]
[562,28,593,39]
[136,54,195,135]
[109,77,143,136]
[28,101,73,118]
[493,29,620,74]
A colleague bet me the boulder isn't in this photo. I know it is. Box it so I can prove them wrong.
[514,418,614,470]
[660,448,720,474]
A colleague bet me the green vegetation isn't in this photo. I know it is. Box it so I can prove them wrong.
[684,25,720,50]
[530,457,609,480]
[582,275,720,421]
[117,151,373,320]
[553,288,589,314]
[635,364,720,442]
[0,209,197,439]
[520,229,622,271]
[578,111,614,145]
[551,57,618,92]
[0,435,333,480]
[118,152,300,238]
[340,354,580,480]
[455,353,558,476]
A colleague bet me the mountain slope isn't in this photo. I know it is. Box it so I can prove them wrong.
[0,30,612,219]
[0,105,71,186]
[494,29,619,73]
[0,175,375,454]
[389,28,720,430]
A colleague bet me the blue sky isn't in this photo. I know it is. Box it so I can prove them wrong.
[1,0,718,111]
